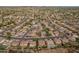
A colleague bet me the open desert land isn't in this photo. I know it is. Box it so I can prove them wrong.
[0,7,79,53]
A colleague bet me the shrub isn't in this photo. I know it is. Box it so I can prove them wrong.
[0,45,7,50]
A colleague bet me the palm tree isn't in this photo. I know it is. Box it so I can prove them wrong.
[33,38,39,52]
[6,32,12,40]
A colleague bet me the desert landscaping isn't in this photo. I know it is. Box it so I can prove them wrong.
[0,7,79,53]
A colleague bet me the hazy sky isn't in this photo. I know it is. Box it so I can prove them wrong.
[0,0,79,6]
